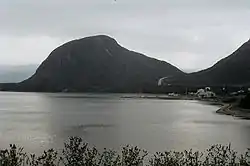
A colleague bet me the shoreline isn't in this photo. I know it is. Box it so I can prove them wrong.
[1,91,250,119]
[216,104,250,120]
[122,94,250,120]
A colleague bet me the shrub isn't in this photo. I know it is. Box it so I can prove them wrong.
[0,137,250,166]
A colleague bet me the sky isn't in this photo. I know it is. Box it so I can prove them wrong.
[0,0,250,72]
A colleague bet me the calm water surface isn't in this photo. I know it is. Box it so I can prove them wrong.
[0,92,250,153]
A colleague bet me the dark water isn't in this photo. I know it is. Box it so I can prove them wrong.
[0,92,250,153]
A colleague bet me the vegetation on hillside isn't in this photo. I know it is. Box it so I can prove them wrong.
[1,137,250,166]
[240,94,250,109]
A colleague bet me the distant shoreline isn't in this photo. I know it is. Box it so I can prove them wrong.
[216,103,250,120]
[1,90,250,119]
[122,94,250,120]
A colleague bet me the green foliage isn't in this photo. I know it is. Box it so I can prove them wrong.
[0,144,26,166]
[149,150,203,166]
[240,94,250,109]
[0,137,250,166]
[62,137,88,166]
[29,149,60,166]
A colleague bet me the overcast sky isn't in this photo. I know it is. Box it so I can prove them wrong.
[0,0,250,72]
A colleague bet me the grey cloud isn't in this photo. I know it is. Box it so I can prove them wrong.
[0,0,250,71]
[1,0,250,36]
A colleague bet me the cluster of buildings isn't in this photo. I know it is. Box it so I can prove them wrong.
[180,87,249,98]
[195,87,216,98]
[166,87,217,99]
[157,76,249,99]
[166,87,216,98]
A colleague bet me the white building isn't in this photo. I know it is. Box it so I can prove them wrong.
[196,87,216,98]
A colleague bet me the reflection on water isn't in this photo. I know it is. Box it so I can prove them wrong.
[190,120,239,125]
[0,92,250,154]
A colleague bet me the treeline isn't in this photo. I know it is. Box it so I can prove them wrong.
[240,94,250,109]
[0,137,250,166]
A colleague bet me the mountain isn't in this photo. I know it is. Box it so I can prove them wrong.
[163,39,250,88]
[0,65,38,83]
[1,35,184,92]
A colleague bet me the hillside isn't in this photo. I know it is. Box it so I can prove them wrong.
[1,35,184,92]
[162,39,250,88]
[240,93,250,109]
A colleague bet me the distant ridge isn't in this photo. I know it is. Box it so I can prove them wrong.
[0,64,38,83]
[162,39,250,88]
[1,36,250,93]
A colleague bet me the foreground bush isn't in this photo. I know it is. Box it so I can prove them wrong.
[0,137,250,166]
